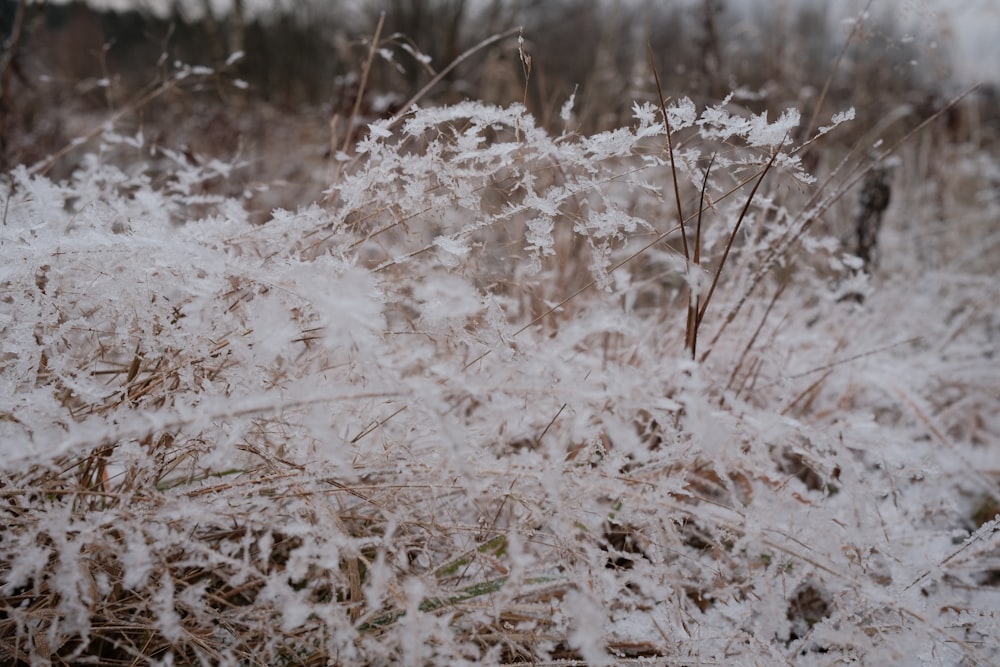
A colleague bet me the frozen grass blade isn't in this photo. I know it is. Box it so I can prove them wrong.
[649,47,688,262]
[686,151,716,358]
[342,12,386,154]
[694,142,781,359]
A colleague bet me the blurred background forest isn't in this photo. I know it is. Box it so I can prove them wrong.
[1,0,997,217]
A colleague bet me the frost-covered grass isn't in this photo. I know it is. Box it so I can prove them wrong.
[1,92,999,666]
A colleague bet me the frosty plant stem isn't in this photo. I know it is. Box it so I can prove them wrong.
[342,12,385,155]
[685,151,716,358]
[650,48,687,260]
[650,51,695,357]
[654,45,782,360]
[649,54,780,361]
[694,143,781,352]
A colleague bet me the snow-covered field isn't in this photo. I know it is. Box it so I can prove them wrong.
[2,13,1000,667]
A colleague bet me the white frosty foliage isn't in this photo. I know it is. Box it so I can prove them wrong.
[697,95,800,146]
[560,91,576,125]
[433,233,470,261]
[2,97,999,666]
[155,573,182,642]
[565,589,614,666]
[668,96,698,128]
[818,107,857,135]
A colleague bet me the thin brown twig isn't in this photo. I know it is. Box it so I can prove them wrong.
[389,27,523,129]
[700,84,977,363]
[686,152,716,357]
[342,12,386,154]
[459,161,774,373]
[786,336,922,380]
[649,45,688,263]
[350,405,408,444]
[725,276,788,397]
[781,369,833,417]
[535,403,567,445]
[802,0,874,142]
[697,142,782,328]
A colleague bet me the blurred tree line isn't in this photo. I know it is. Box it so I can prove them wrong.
[1,0,994,175]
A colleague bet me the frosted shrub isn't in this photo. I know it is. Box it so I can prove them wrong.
[1,96,998,666]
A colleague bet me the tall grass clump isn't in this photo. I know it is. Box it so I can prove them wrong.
[3,41,1000,667]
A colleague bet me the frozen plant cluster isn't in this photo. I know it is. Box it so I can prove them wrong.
[1,98,999,665]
